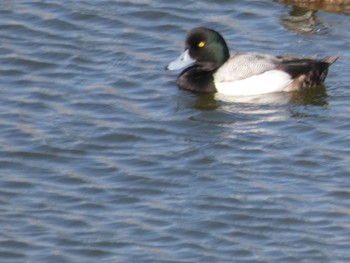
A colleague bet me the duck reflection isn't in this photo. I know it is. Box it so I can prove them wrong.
[278,0,350,13]
[278,0,350,34]
[289,85,328,107]
[185,85,328,111]
[288,85,329,118]
[280,6,320,34]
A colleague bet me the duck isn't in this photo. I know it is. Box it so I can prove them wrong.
[167,27,338,96]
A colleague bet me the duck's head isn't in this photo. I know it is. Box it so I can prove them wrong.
[167,27,230,72]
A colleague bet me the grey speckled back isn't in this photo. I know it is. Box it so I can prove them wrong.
[213,52,280,82]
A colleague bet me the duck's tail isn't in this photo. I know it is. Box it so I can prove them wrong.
[324,54,339,65]
[308,54,339,87]
[280,54,339,91]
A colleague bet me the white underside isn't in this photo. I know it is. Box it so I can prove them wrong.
[214,70,293,96]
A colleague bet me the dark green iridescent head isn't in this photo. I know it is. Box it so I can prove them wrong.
[185,27,230,71]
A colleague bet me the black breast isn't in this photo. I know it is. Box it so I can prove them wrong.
[176,66,217,93]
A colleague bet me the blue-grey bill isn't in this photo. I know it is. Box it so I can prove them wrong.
[167,49,195,70]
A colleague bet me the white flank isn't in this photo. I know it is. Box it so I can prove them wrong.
[214,70,293,96]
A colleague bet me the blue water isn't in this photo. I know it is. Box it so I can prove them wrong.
[0,1,349,262]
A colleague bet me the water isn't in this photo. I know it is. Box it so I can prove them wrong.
[0,1,349,262]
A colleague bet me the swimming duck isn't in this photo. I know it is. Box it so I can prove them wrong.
[167,27,338,96]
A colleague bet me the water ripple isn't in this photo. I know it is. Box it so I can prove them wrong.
[0,0,349,262]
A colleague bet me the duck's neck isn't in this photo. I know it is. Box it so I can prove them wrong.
[177,66,216,93]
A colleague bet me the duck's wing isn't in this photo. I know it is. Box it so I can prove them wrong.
[213,52,281,82]
[277,55,339,78]
[276,54,339,89]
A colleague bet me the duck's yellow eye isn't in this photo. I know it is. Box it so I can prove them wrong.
[198,41,206,48]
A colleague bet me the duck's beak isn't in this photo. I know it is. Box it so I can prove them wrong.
[167,49,195,70]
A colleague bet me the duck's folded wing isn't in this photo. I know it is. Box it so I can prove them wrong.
[213,53,281,82]
[275,54,339,89]
[277,55,339,78]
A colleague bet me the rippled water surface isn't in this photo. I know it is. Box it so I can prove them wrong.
[1,1,350,262]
